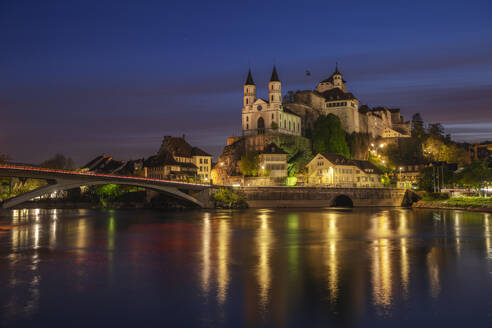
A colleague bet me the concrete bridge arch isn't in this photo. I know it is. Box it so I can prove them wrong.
[2,179,208,209]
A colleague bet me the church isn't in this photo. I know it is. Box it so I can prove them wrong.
[241,64,411,142]
[241,67,302,137]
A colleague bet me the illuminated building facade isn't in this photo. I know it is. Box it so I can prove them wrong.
[306,153,384,187]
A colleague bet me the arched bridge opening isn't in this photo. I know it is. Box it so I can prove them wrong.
[331,194,354,207]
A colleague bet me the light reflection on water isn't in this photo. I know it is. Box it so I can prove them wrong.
[1,208,492,327]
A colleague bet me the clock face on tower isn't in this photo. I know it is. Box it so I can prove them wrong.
[257,105,263,111]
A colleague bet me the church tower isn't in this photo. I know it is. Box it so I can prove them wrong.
[243,69,256,108]
[332,64,345,91]
[268,66,282,106]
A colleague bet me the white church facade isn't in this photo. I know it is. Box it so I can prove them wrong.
[241,67,301,137]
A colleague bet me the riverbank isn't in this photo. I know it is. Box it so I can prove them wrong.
[413,197,492,213]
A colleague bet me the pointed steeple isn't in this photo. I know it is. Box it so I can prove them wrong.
[245,69,255,85]
[334,62,341,75]
[270,65,280,82]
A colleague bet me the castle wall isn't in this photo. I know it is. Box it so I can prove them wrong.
[324,106,359,133]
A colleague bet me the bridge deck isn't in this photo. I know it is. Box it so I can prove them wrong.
[0,165,211,191]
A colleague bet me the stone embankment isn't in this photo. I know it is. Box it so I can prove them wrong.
[412,200,492,213]
[239,186,409,208]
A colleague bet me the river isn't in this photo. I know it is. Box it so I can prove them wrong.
[1,208,491,327]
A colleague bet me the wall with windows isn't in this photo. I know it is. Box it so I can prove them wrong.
[192,155,212,182]
[306,155,383,188]
[259,153,287,178]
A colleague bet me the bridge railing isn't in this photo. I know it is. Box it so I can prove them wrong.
[0,164,211,187]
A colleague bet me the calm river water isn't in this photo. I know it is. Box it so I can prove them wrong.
[1,208,491,327]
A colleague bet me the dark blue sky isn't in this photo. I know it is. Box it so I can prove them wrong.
[1,0,491,164]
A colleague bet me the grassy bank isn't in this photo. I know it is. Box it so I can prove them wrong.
[414,195,492,212]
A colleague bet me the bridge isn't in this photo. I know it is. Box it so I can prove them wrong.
[0,165,213,209]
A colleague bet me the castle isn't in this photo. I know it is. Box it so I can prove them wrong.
[241,65,411,142]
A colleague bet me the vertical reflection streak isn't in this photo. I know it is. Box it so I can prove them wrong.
[217,218,230,305]
[399,212,409,299]
[257,213,273,308]
[485,215,491,259]
[49,210,57,249]
[201,213,211,295]
[371,214,392,308]
[325,214,338,303]
[427,248,441,298]
[455,212,461,256]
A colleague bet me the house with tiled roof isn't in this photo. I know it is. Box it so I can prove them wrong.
[306,153,384,187]
[258,143,288,178]
[144,136,212,182]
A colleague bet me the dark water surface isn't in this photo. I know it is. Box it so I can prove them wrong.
[1,208,491,327]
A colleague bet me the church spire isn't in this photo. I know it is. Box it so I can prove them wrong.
[245,69,255,85]
[270,65,280,82]
[334,62,341,75]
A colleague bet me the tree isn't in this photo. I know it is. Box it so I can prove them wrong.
[312,114,350,158]
[455,160,492,195]
[282,90,295,104]
[380,138,423,167]
[411,113,425,140]
[239,151,259,176]
[428,123,444,140]
[40,154,75,170]
[347,132,371,160]
[418,165,455,192]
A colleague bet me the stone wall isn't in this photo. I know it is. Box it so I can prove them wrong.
[238,186,407,208]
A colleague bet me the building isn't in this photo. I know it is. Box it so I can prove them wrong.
[144,136,212,182]
[242,67,302,137]
[285,65,411,138]
[144,151,197,181]
[396,163,426,189]
[396,162,458,189]
[259,143,288,178]
[307,153,384,188]
[81,154,144,176]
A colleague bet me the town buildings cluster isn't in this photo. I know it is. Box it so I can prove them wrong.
[211,64,415,187]
[82,136,212,183]
[81,65,418,188]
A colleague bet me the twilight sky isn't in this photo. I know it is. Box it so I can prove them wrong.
[1,0,491,165]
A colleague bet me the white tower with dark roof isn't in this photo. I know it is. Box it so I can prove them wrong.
[268,66,282,107]
[243,69,256,108]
